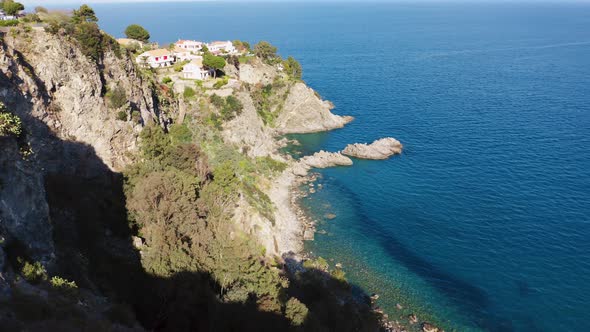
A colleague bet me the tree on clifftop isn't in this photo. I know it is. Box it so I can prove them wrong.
[72,4,98,23]
[125,24,150,43]
[253,41,277,61]
[203,54,226,79]
[283,56,302,80]
[1,0,24,15]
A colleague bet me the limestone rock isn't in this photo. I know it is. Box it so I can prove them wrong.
[238,60,279,85]
[342,137,403,160]
[422,322,441,332]
[301,150,353,169]
[221,91,278,157]
[275,82,353,134]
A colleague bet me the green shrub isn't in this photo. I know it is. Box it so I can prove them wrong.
[162,76,172,84]
[221,95,243,121]
[255,156,288,174]
[254,41,278,62]
[21,261,47,284]
[124,24,150,42]
[209,95,243,123]
[168,123,192,145]
[209,94,224,108]
[303,257,329,271]
[0,109,22,137]
[285,298,309,326]
[0,19,18,27]
[106,84,127,109]
[213,76,229,89]
[50,276,78,296]
[183,86,196,100]
[116,111,127,121]
[73,22,103,61]
[174,60,189,72]
[283,56,302,80]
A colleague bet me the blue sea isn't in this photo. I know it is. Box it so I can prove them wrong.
[88,2,590,331]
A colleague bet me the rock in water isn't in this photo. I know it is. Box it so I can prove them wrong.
[421,322,441,332]
[301,151,353,169]
[342,137,403,160]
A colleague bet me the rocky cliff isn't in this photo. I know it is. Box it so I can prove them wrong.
[0,28,159,270]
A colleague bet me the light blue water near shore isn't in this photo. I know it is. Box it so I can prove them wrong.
[93,2,590,331]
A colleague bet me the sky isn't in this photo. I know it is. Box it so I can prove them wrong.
[21,0,590,5]
[19,0,590,8]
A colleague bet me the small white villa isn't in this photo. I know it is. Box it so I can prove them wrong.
[175,39,203,51]
[136,49,175,68]
[207,41,236,55]
[182,57,213,80]
[173,47,199,62]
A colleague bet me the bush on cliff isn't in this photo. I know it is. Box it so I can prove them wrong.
[0,109,22,137]
[1,0,24,16]
[283,56,302,80]
[254,41,278,62]
[105,84,127,109]
[124,24,150,43]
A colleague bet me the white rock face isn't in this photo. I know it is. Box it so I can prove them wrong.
[238,61,278,85]
[342,137,403,160]
[275,83,353,134]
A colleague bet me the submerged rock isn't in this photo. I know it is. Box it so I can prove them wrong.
[408,314,418,324]
[342,137,403,160]
[421,322,441,332]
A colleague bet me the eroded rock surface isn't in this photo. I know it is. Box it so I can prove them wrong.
[342,137,403,160]
[276,82,353,134]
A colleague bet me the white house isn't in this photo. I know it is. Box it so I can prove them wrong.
[173,47,199,61]
[175,40,203,51]
[136,49,175,68]
[207,41,236,55]
[182,57,213,80]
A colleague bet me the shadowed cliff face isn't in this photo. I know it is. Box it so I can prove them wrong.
[0,27,162,263]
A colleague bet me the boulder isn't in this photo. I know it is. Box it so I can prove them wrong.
[342,137,403,160]
[422,322,440,332]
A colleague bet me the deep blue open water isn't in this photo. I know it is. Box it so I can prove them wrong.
[88,2,590,331]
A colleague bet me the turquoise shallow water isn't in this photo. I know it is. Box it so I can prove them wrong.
[91,2,590,331]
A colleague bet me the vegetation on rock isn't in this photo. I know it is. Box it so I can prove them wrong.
[254,41,278,62]
[124,24,150,42]
[0,103,22,137]
[1,0,24,16]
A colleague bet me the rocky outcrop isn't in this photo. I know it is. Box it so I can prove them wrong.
[222,91,278,157]
[1,28,158,170]
[275,82,353,134]
[292,151,353,176]
[0,29,160,265]
[421,322,441,332]
[342,137,403,160]
[238,60,278,85]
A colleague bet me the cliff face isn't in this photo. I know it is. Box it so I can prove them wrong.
[276,82,352,134]
[0,29,159,267]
